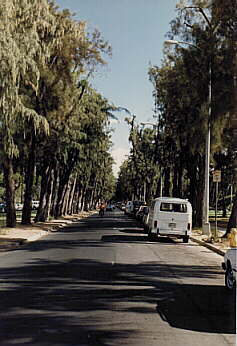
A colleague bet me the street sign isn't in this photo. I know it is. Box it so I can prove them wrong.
[213,170,221,183]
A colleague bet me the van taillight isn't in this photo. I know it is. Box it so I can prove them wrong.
[187,223,191,230]
[154,221,157,228]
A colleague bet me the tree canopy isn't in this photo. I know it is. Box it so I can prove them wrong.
[116,0,236,230]
[0,0,116,226]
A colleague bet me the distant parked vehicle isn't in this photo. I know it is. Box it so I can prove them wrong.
[142,207,150,229]
[106,204,115,211]
[147,197,192,243]
[121,203,126,211]
[132,200,145,216]
[125,201,134,215]
[116,202,122,209]
[0,203,6,213]
[32,200,40,210]
[15,202,23,211]
[136,205,148,222]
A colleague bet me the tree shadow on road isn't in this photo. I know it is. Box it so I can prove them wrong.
[0,256,235,345]
[0,211,235,344]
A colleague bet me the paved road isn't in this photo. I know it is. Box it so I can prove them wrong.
[0,210,235,346]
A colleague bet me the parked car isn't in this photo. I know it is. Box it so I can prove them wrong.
[15,202,23,211]
[115,202,122,209]
[147,197,192,242]
[32,200,40,210]
[0,203,6,213]
[121,203,126,211]
[106,204,115,211]
[141,206,149,224]
[136,205,148,222]
[222,245,237,291]
[132,200,145,216]
[125,201,134,215]
[142,207,150,229]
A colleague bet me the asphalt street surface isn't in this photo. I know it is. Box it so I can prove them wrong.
[0,209,235,346]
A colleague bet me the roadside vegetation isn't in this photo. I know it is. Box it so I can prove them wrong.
[0,0,116,227]
[116,0,236,233]
[0,0,236,234]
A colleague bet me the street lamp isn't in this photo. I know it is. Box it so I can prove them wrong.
[141,122,158,127]
[164,39,211,237]
[165,40,199,49]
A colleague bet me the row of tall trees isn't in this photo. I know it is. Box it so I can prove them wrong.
[116,0,236,230]
[0,0,116,227]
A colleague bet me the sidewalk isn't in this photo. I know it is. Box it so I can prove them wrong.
[190,228,229,256]
[0,213,230,256]
[0,211,94,252]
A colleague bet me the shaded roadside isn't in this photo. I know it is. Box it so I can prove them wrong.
[0,210,232,257]
[191,227,229,256]
[0,211,95,251]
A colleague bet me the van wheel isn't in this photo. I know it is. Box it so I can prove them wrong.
[183,236,189,243]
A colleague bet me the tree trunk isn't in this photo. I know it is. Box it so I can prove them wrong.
[3,156,16,227]
[42,168,54,221]
[68,175,77,215]
[196,179,204,228]
[50,167,59,217]
[75,183,83,213]
[187,154,205,227]
[55,171,70,217]
[178,161,183,198]
[155,176,161,198]
[172,165,178,197]
[35,165,53,222]
[188,170,198,227]
[81,184,88,211]
[164,167,171,197]
[90,180,98,210]
[54,177,66,217]
[92,188,99,209]
[62,181,70,215]
[21,134,36,224]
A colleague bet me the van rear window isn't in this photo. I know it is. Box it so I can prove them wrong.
[160,203,187,213]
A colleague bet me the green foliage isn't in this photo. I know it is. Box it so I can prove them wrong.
[148,0,236,225]
[0,173,4,201]
[117,0,236,227]
[0,0,116,224]
[116,118,160,202]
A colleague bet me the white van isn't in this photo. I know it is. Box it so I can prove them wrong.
[147,197,192,243]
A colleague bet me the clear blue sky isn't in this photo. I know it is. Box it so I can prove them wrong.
[55,0,179,175]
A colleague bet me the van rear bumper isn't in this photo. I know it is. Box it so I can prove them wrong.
[153,229,191,237]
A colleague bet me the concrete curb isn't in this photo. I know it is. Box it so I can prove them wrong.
[25,219,81,242]
[190,236,225,256]
[25,230,49,242]
[0,214,90,250]
[0,213,227,257]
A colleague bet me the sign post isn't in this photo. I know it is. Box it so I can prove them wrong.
[213,170,221,238]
